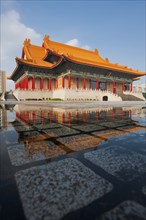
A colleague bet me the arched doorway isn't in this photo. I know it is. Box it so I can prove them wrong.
[103,96,108,101]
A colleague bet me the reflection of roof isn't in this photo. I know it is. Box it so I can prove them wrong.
[10,35,146,79]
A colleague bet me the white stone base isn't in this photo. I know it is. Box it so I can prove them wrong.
[13,89,52,101]
[13,88,122,101]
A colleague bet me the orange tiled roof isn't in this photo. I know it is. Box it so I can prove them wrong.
[43,35,146,76]
[10,35,145,80]
[20,39,53,68]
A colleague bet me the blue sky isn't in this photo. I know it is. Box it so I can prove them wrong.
[1,0,145,90]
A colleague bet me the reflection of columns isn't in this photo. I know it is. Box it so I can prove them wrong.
[32,76,35,90]
[25,112,29,125]
[68,112,71,127]
[83,112,86,125]
[32,112,36,125]
[104,111,107,120]
[76,112,79,123]
[130,83,132,92]
[96,79,99,90]
[83,76,86,89]
[112,80,116,93]
[96,111,99,121]
[76,77,79,89]
[62,113,65,124]
[48,112,52,123]
[122,109,124,120]
[62,76,64,88]
[129,110,132,119]
[122,81,125,93]
[68,73,71,89]
[112,108,116,120]
[41,112,44,124]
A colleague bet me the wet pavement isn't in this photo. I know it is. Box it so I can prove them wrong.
[0,103,146,220]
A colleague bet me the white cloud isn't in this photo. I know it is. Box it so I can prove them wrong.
[1,10,42,90]
[66,39,79,47]
[66,38,91,50]
[82,45,91,50]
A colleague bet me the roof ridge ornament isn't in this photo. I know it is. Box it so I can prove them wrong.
[94,48,99,54]
[44,35,50,43]
[105,58,109,63]
[24,38,31,46]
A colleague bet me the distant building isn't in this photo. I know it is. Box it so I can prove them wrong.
[133,84,146,93]
[0,70,6,94]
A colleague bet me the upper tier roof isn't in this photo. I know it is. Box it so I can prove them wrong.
[43,35,105,64]
[10,35,145,80]
[43,35,145,76]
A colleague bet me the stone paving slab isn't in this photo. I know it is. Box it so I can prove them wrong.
[23,130,40,137]
[98,200,146,220]
[142,186,146,195]
[5,130,19,145]
[84,146,146,181]
[72,124,105,132]
[34,123,62,129]
[58,134,103,151]
[7,141,65,166]
[15,158,113,220]
[13,125,34,132]
[92,129,131,140]
[43,127,80,137]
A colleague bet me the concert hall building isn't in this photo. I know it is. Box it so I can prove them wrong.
[9,35,145,101]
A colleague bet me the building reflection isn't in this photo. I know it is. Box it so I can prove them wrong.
[10,105,146,160]
[0,104,7,130]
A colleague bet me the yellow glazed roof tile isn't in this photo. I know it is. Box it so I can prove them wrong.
[11,36,146,79]
[43,35,146,76]
[43,35,105,63]
[22,39,53,68]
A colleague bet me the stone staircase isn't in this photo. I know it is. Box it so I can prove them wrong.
[117,92,144,101]
[5,91,18,101]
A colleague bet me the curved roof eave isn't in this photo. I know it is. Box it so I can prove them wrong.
[10,56,65,81]
[16,56,64,69]
[63,55,146,77]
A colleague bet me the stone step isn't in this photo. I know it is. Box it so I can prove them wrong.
[5,92,18,101]
[117,93,143,101]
